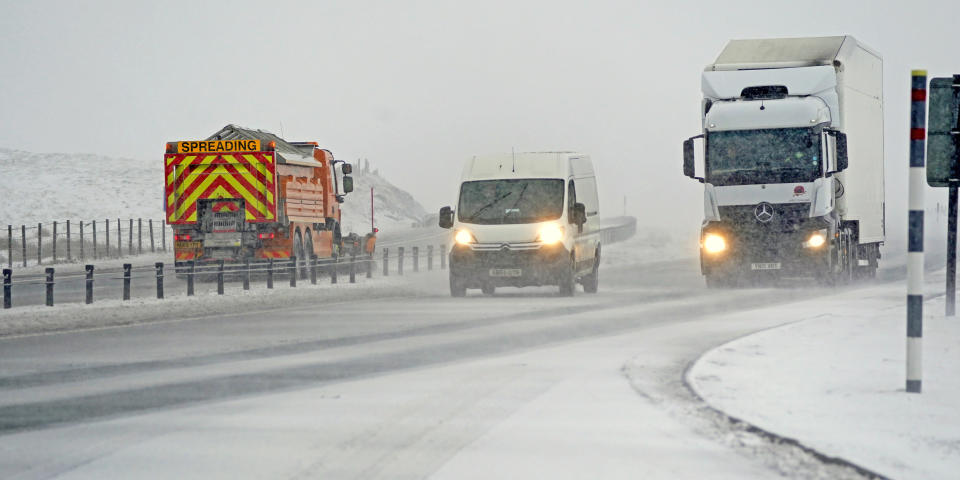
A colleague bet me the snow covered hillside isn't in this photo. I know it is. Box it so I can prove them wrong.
[0,148,428,234]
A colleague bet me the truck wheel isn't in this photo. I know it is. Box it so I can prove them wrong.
[293,230,307,279]
[481,284,496,295]
[302,230,314,279]
[450,274,467,297]
[558,256,575,297]
[582,258,599,294]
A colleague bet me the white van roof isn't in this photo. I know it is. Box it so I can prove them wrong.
[461,152,590,181]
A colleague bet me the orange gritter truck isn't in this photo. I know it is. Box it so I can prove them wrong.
[164,124,374,275]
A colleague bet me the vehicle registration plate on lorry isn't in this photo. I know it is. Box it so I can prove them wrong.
[490,268,522,277]
[175,241,202,249]
[750,262,781,270]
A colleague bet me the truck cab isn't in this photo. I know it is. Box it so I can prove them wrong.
[683,36,884,286]
[439,152,601,297]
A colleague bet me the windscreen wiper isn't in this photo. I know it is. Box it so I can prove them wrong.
[465,191,513,221]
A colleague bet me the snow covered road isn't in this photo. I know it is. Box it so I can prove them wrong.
[0,244,892,479]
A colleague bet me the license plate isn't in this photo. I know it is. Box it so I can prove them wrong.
[490,268,522,277]
[750,262,781,271]
[175,241,202,249]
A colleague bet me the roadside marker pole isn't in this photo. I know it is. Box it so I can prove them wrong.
[21,225,26,268]
[907,69,927,394]
[6,225,11,269]
[37,223,42,265]
[79,221,85,261]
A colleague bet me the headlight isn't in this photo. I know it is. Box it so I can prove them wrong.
[455,229,476,245]
[804,230,827,248]
[537,224,565,245]
[702,233,726,254]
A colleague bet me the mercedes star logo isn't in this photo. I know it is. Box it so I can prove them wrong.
[754,202,775,223]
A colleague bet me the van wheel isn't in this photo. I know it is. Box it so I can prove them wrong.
[558,257,575,297]
[481,284,496,295]
[582,251,599,294]
[450,275,467,297]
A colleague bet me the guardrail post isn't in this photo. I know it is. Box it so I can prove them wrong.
[413,246,419,272]
[66,220,71,261]
[155,262,164,299]
[427,245,433,271]
[138,218,143,254]
[267,258,274,289]
[331,254,338,284]
[289,255,297,288]
[52,221,57,263]
[398,247,404,276]
[3,269,10,309]
[149,220,155,253]
[37,222,42,265]
[116,218,121,258]
[45,267,55,307]
[128,218,133,256]
[85,264,94,304]
[243,259,251,290]
[6,225,11,269]
[349,251,357,283]
[366,253,373,279]
[310,255,317,285]
[440,244,447,270]
[383,248,389,276]
[79,221,85,261]
[187,260,195,296]
[95,220,100,259]
[21,225,26,268]
[217,260,225,295]
[122,263,131,300]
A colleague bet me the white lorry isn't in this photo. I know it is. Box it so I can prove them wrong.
[439,152,601,297]
[683,36,884,286]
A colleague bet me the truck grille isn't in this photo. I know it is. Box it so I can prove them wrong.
[718,203,810,233]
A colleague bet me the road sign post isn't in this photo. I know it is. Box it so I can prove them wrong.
[926,74,960,317]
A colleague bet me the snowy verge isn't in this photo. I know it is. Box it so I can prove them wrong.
[688,272,960,480]
[0,274,425,338]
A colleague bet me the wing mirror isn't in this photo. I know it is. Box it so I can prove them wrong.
[342,175,354,193]
[836,132,848,172]
[439,206,454,229]
[341,163,353,175]
[683,135,705,182]
[571,202,587,232]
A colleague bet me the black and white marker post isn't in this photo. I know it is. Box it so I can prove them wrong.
[907,69,927,394]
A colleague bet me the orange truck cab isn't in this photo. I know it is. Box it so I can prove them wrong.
[164,124,375,273]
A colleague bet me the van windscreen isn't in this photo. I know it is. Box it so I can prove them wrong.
[458,179,564,224]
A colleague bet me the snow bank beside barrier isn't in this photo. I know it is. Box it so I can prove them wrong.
[688,272,960,480]
[0,275,424,338]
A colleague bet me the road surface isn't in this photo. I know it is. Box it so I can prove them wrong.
[0,241,881,479]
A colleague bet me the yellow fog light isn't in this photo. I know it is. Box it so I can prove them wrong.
[702,233,726,254]
[455,229,476,245]
[805,231,827,248]
[537,224,565,245]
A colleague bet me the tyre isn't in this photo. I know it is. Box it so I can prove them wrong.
[481,284,496,295]
[450,274,467,297]
[293,230,306,279]
[582,257,599,294]
[558,256,575,297]
[302,229,314,279]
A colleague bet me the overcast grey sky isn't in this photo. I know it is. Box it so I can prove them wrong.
[1,0,957,244]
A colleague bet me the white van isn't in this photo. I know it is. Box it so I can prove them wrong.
[439,152,601,297]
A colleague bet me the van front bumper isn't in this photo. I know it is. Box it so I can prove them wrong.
[449,243,570,288]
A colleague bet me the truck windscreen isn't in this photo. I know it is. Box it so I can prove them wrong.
[706,128,821,186]
[458,179,564,225]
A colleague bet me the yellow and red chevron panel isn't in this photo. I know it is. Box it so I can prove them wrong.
[164,152,277,224]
